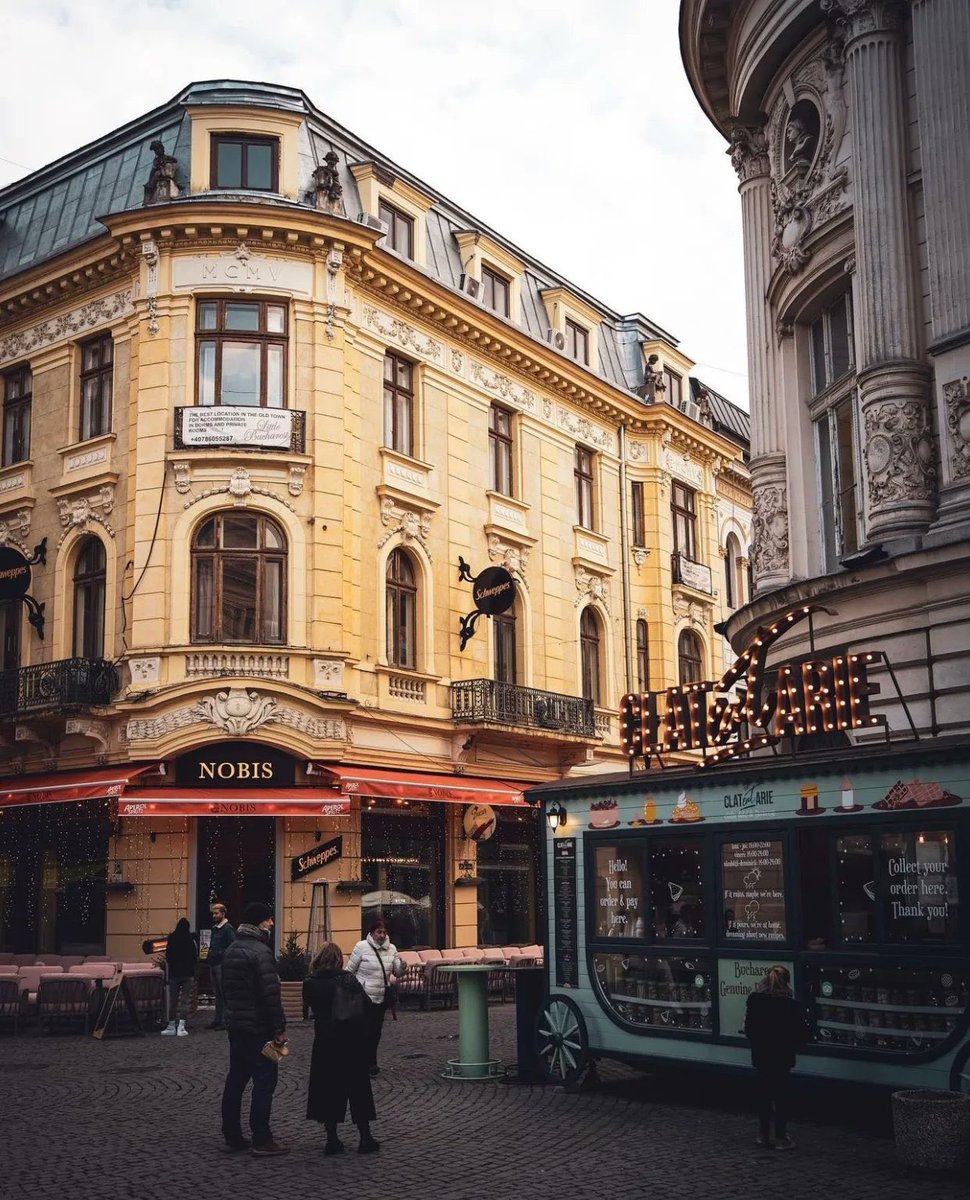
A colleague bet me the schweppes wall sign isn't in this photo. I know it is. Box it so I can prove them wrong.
[620,605,889,768]
[175,741,297,787]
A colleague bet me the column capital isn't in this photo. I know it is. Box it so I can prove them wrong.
[727,124,770,185]
[820,0,906,43]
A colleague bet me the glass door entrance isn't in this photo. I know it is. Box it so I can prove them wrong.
[195,816,276,943]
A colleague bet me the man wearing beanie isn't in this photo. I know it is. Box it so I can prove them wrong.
[220,901,288,1156]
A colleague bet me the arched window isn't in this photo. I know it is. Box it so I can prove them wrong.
[580,608,602,704]
[636,619,649,692]
[724,533,744,609]
[191,513,286,644]
[73,537,106,659]
[386,549,417,669]
[678,629,704,685]
[493,609,516,685]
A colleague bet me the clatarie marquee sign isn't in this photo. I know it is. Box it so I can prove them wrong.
[620,605,889,768]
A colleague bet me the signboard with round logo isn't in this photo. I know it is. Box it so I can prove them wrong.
[472,567,515,616]
[463,803,497,842]
[0,546,31,601]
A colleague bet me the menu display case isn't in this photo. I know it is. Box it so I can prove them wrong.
[592,952,714,1034]
[805,962,970,1055]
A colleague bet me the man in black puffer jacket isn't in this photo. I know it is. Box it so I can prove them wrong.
[220,902,288,1156]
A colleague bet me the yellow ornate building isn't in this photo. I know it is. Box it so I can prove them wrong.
[0,82,749,958]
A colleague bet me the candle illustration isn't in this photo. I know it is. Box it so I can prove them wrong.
[841,777,854,810]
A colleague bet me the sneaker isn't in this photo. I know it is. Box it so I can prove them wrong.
[160,1022,177,1036]
[176,1021,189,1037]
[252,1140,289,1157]
[756,1137,773,1148]
[224,1135,250,1152]
[775,1136,796,1152]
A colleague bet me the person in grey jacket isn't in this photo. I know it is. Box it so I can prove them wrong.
[347,917,403,1077]
[220,902,288,1156]
[206,901,235,1031]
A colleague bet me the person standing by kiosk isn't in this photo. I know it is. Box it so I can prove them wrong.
[744,965,807,1151]
[207,901,235,1031]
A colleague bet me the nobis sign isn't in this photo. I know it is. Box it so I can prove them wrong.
[175,741,297,786]
[457,557,516,650]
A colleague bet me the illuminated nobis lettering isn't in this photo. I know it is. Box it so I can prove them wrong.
[199,762,274,780]
[619,605,887,767]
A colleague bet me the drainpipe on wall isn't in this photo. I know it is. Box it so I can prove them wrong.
[618,424,634,695]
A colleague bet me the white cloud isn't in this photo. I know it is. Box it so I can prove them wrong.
[0,0,748,405]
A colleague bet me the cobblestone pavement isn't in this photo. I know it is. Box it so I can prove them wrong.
[2,1004,965,1200]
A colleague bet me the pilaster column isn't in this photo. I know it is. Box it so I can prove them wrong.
[728,125,790,591]
[824,0,936,537]
[910,0,970,524]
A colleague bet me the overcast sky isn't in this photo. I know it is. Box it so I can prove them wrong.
[0,0,748,405]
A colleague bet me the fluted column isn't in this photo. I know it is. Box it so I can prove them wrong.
[911,0,970,523]
[825,0,936,537]
[729,125,789,592]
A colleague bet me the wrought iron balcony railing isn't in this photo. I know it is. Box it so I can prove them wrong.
[671,551,713,594]
[0,658,120,716]
[451,679,597,738]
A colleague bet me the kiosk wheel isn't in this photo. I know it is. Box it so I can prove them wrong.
[536,994,589,1086]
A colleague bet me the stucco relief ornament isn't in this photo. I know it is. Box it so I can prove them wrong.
[751,485,789,579]
[770,181,814,275]
[57,485,116,544]
[727,125,770,184]
[486,535,530,588]
[0,509,31,549]
[574,566,610,612]
[378,497,432,554]
[820,0,904,38]
[228,468,252,506]
[943,377,970,480]
[864,401,936,504]
[194,688,278,735]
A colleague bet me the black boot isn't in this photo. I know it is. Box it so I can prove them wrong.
[324,1123,344,1155]
[357,1121,380,1153]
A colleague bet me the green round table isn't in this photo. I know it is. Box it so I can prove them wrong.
[437,963,504,1080]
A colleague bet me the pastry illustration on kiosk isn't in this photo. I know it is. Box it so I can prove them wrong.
[629,795,662,826]
[589,798,620,829]
[669,791,703,823]
[871,777,961,810]
[836,776,864,813]
[796,782,825,815]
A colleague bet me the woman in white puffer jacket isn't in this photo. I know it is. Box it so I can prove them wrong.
[347,917,404,1076]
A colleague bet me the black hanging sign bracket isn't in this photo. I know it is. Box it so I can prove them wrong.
[457,556,516,651]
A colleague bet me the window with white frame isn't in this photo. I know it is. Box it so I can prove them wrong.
[724,533,744,609]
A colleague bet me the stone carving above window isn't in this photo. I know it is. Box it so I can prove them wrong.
[57,485,115,545]
[179,466,297,513]
[0,289,134,367]
[0,508,31,551]
[363,305,442,361]
[125,686,348,742]
[574,565,610,612]
[378,496,433,555]
[486,534,530,589]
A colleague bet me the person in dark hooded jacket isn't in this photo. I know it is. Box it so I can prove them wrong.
[744,964,808,1151]
[219,901,288,1156]
[162,917,197,1037]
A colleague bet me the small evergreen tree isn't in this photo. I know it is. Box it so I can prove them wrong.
[276,929,309,980]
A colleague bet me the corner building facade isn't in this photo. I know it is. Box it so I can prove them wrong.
[0,81,749,958]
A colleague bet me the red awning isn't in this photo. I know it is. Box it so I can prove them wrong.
[308,764,529,807]
[0,764,158,810]
[118,787,350,818]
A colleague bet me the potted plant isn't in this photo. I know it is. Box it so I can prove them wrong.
[276,930,309,1020]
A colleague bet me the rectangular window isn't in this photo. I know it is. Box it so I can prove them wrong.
[383,352,414,455]
[565,318,589,365]
[378,199,414,259]
[591,844,645,939]
[879,829,958,945]
[79,334,113,441]
[2,365,31,466]
[816,395,859,571]
[481,265,510,318]
[651,838,705,940]
[195,299,287,408]
[671,481,697,561]
[810,291,854,395]
[493,613,516,685]
[721,840,786,943]
[665,369,683,410]
[835,834,876,944]
[631,482,645,546]
[211,135,278,191]
[489,404,513,496]
[635,620,649,692]
[575,445,595,530]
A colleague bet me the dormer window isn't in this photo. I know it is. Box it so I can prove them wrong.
[565,318,589,365]
[211,135,278,191]
[481,265,510,318]
[378,199,414,259]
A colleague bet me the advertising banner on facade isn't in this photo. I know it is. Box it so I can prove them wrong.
[175,407,300,449]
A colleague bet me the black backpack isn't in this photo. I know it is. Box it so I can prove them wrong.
[332,973,365,1022]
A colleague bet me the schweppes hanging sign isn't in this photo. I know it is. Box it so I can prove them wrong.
[620,605,888,768]
[291,836,342,882]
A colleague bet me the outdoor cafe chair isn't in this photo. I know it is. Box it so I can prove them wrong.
[37,976,92,1034]
[0,977,20,1034]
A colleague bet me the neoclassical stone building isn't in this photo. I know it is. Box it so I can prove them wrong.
[681,0,969,741]
[0,81,749,957]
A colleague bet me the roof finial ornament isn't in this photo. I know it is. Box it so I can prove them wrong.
[144,139,180,205]
[312,150,345,216]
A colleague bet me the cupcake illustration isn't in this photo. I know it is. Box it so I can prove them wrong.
[669,790,703,823]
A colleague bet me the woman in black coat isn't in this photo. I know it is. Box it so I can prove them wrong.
[303,942,378,1154]
[163,917,197,1036]
[744,964,808,1151]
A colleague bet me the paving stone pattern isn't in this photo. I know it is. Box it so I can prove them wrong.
[2,1005,965,1200]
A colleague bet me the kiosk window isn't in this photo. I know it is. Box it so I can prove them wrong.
[592,844,644,938]
[836,835,875,944]
[721,839,786,943]
[880,829,958,945]
[592,952,713,1035]
[651,839,704,940]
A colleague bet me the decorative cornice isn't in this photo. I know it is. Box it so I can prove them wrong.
[125,686,347,742]
[0,288,134,366]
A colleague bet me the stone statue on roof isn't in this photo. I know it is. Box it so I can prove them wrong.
[144,139,180,205]
[636,353,667,404]
[312,150,345,215]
